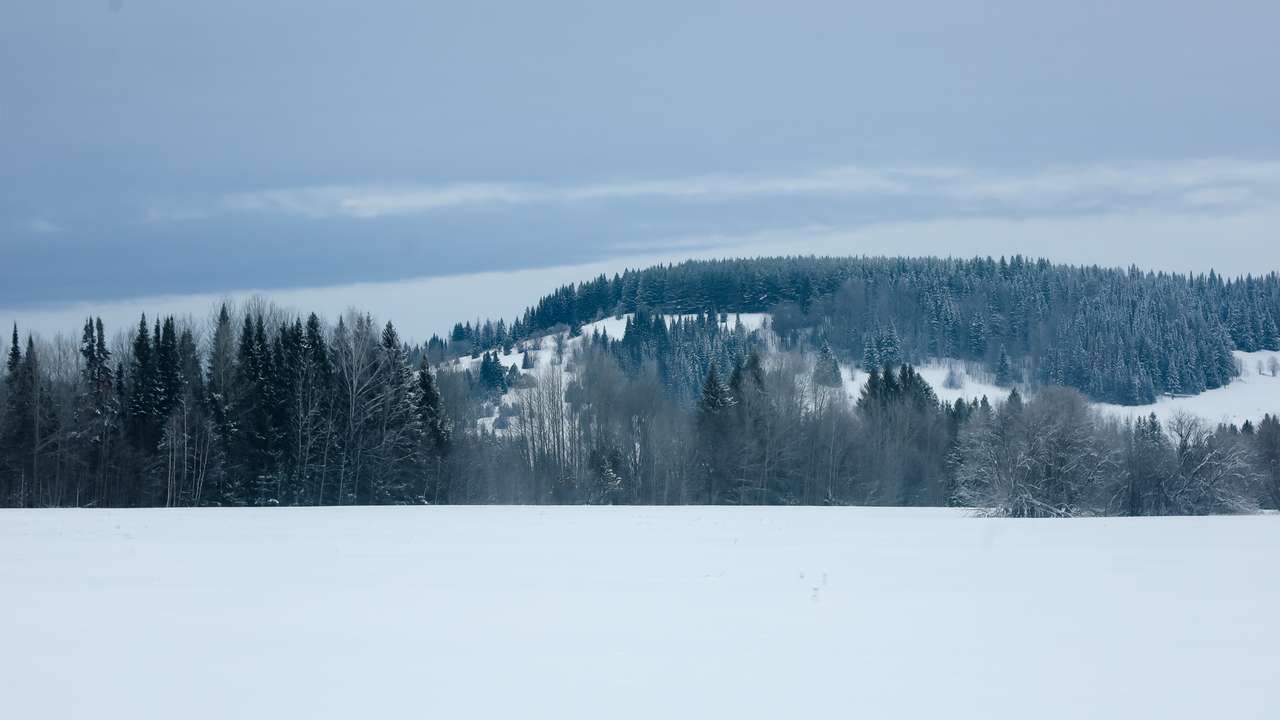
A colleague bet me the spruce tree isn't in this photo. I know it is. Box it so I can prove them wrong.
[6,323,20,377]
[156,316,181,420]
[127,314,159,450]
[995,346,1015,387]
[813,342,842,388]
[695,363,736,503]
[862,334,880,371]
[1,329,26,505]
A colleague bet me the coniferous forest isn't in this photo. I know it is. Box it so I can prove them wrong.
[2,255,1279,515]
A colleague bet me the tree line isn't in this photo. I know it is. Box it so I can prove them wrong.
[470,256,1279,405]
[0,306,447,508]
[1,290,1277,514]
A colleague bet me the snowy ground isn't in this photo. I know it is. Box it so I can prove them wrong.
[1095,350,1280,426]
[853,351,1280,425]
[846,351,1280,426]
[459,313,771,430]
[3,506,1277,719]
[838,358,1012,407]
[457,313,1280,429]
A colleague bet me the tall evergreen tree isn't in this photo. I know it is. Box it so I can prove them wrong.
[813,341,843,388]
[127,314,160,451]
[995,346,1015,387]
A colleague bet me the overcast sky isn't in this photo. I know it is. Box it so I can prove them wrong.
[3,1,1280,336]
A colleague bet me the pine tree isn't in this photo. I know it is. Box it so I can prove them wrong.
[813,341,842,388]
[234,314,277,504]
[415,356,450,504]
[695,363,736,503]
[861,334,880,371]
[368,321,418,504]
[1,328,27,505]
[968,315,987,358]
[877,324,903,367]
[127,314,160,450]
[156,316,181,421]
[7,323,20,377]
[478,351,508,395]
[205,304,238,505]
[416,357,448,456]
[995,346,1015,387]
[75,317,116,503]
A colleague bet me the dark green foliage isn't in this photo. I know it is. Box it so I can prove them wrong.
[1256,414,1280,509]
[695,363,737,503]
[995,346,1015,387]
[477,351,508,396]
[813,342,842,387]
[2,256,1278,513]
[2,330,57,507]
[504,256,1278,405]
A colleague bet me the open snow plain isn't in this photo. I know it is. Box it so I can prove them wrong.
[3,506,1278,719]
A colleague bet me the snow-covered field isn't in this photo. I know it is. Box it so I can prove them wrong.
[1095,350,1280,426]
[3,506,1277,719]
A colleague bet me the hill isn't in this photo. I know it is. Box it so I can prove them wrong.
[452,256,1279,405]
[3,256,1279,511]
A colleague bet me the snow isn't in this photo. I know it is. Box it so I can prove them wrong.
[2,506,1277,719]
[836,350,1280,426]
[577,311,771,343]
[838,359,1013,407]
[459,312,772,429]
[1095,350,1280,426]
[454,312,770,380]
[457,314,1280,429]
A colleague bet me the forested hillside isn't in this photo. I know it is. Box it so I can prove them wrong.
[481,256,1279,404]
[1,256,1279,513]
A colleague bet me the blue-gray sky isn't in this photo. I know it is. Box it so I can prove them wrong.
[4,0,1280,312]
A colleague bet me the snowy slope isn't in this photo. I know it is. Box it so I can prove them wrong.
[837,359,1013,407]
[1095,350,1280,426]
[3,506,1277,719]
[457,313,771,429]
[456,314,1280,427]
[454,312,770,378]
[841,351,1280,425]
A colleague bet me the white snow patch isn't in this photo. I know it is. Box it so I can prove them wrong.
[458,313,771,431]
[842,351,1280,426]
[579,311,771,339]
[836,358,1013,407]
[1095,350,1280,426]
[2,506,1277,719]
[456,319,1279,428]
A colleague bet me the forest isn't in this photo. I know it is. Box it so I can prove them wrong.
[500,256,1280,403]
[1,255,1278,514]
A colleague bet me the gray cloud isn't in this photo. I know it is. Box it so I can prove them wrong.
[189,158,1280,220]
[5,1,1280,308]
[8,206,1279,345]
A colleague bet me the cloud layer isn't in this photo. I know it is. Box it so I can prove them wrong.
[9,204,1279,346]
[204,158,1280,220]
